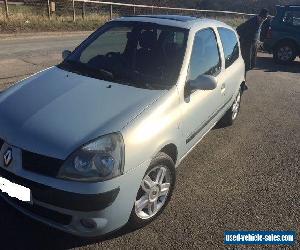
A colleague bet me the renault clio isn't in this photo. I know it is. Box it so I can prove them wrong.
[0,15,245,237]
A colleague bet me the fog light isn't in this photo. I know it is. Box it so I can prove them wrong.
[80,218,97,229]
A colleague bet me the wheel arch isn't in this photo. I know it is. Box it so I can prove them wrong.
[273,38,299,53]
[240,80,247,95]
[156,143,178,166]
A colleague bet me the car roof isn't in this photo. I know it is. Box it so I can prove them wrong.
[133,15,198,22]
[114,15,231,30]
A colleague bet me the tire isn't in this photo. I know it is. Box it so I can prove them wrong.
[127,152,176,230]
[273,41,296,64]
[218,89,242,127]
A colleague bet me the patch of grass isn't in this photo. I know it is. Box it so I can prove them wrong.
[219,17,245,28]
[0,4,110,33]
[0,4,244,33]
[0,16,108,33]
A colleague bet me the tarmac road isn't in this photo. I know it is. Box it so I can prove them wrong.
[0,33,299,250]
[0,32,90,91]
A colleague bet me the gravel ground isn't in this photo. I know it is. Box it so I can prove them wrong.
[0,34,299,250]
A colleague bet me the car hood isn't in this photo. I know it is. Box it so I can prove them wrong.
[0,67,165,159]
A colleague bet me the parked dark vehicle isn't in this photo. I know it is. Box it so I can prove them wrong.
[263,5,300,64]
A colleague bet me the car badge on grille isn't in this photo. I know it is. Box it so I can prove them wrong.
[3,148,13,167]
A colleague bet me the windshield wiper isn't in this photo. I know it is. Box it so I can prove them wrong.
[59,60,114,81]
[93,68,114,81]
[58,61,169,90]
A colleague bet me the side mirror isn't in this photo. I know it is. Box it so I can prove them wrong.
[189,75,218,91]
[62,50,71,60]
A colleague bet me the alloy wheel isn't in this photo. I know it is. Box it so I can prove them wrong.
[135,165,172,220]
[232,91,241,120]
[277,46,293,62]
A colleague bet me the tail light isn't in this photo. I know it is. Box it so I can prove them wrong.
[266,27,272,39]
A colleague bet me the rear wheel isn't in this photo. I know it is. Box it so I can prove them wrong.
[273,42,296,64]
[219,89,241,127]
[127,152,176,229]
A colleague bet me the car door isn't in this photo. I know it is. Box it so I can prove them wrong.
[180,28,225,151]
[217,27,242,102]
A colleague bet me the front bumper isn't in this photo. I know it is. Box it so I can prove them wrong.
[0,160,149,237]
[0,167,120,212]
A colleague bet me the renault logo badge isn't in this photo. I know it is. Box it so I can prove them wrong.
[3,148,13,167]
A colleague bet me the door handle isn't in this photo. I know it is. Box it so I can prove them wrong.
[221,83,226,94]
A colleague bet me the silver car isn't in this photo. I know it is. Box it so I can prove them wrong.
[0,15,245,237]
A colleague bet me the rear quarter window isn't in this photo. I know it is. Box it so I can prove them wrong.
[217,27,240,68]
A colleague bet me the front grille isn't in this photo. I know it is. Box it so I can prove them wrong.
[3,194,72,225]
[22,150,64,177]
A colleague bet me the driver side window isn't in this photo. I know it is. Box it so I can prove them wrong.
[283,10,300,27]
[188,28,221,82]
[80,26,131,63]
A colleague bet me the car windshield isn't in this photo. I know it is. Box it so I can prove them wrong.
[59,21,188,90]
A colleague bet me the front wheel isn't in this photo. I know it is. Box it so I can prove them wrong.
[218,89,241,127]
[127,152,176,229]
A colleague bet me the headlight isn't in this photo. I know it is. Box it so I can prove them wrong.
[57,133,125,182]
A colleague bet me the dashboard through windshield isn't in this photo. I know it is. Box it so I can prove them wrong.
[59,21,188,90]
